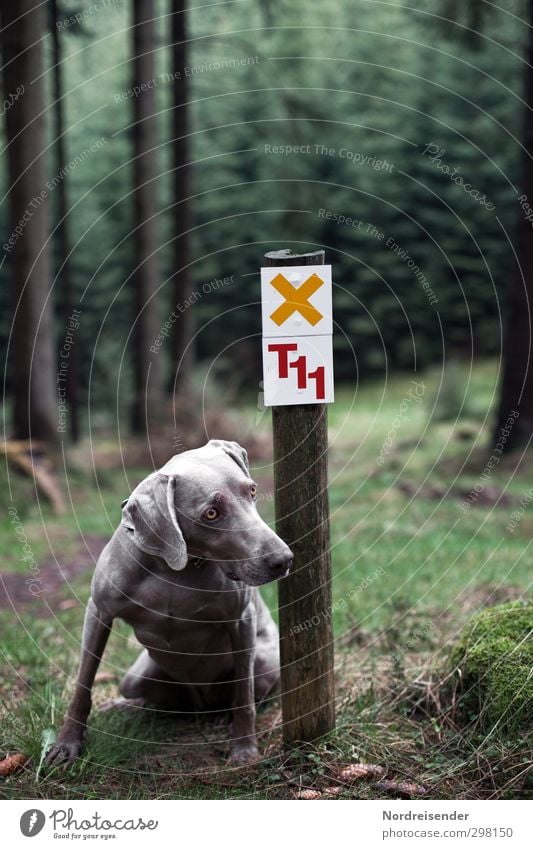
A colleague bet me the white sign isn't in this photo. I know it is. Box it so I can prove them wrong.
[262,335,334,406]
[260,264,334,406]
[261,265,332,337]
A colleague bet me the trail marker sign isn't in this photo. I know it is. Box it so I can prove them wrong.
[263,248,335,746]
[262,336,334,405]
[260,264,334,405]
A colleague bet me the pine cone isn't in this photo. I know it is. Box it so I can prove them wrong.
[0,753,28,777]
[376,779,428,797]
[324,786,344,796]
[337,763,386,782]
[296,789,322,800]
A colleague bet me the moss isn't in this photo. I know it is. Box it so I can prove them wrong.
[450,601,533,735]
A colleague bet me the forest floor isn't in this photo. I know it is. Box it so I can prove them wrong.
[0,361,531,799]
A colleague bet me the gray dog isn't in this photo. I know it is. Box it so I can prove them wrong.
[46,440,293,766]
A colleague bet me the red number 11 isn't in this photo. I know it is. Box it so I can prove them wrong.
[288,358,325,399]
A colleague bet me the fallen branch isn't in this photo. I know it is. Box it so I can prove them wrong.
[1,440,65,514]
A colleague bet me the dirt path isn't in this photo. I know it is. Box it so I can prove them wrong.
[0,535,106,614]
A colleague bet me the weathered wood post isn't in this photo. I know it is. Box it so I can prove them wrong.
[264,249,335,744]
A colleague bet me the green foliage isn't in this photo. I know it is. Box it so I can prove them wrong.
[0,0,527,423]
[450,601,533,735]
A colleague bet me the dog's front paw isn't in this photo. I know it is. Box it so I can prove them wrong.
[99,697,146,713]
[228,743,259,766]
[45,738,83,767]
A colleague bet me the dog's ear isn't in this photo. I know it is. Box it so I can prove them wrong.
[121,474,187,570]
[207,439,250,475]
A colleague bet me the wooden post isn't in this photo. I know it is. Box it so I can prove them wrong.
[265,248,335,744]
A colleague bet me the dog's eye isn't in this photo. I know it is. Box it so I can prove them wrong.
[250,485,257,499]
[204,507,219,521]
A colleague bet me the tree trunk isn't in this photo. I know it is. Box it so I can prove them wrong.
[49,0,79,442]
[494,0,533,449]
[1,0,57,444]
[131,0,163,433]
[170,0,193,389]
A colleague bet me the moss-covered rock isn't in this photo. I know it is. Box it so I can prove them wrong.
[450,601,533,735]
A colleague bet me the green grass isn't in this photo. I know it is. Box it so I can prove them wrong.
[1,360,531,799]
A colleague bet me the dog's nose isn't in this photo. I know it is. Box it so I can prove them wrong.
[268,554,293,574]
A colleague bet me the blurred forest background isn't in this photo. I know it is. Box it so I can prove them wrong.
[1,0,532,801]
[1,0,532,450]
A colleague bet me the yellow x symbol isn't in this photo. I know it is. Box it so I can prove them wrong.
[269,273,324,326]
